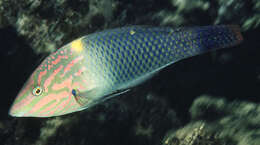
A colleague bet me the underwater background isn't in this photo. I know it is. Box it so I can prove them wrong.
[0,0,260,145]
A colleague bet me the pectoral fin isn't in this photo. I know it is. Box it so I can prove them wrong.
[72,88,98,106]
[73,88,130,108]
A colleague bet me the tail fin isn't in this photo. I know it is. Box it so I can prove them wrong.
[194,25,243,51]
[227,25,243,45]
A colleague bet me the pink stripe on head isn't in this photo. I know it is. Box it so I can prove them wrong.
[10,94,34,114]
[38,100,58,115]
[61,56,84,77]
[28,90,70,114]
[44,65,63,92]
[38,70,47,85]
[59,99,79,115]
[39,76,73,116]
[72,82,86,90]
[52,76,73,91]
[48,92,72,116]
[52,55,64,65]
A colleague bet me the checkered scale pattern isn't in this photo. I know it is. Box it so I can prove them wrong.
[81,25,241,86]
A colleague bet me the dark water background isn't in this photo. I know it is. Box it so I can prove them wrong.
[0,0,260,145]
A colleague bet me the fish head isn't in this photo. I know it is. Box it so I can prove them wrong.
[9,43,88,117]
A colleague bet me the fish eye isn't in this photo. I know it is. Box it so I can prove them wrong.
[32,86,43,96]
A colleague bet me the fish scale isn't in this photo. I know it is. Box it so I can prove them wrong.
[9,25,243,117]
[81,26,232,86]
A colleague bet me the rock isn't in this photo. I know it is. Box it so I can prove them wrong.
[163,121,232,145]
[0,0,116,54]
[163,95,260,145]
[189,95,260,145]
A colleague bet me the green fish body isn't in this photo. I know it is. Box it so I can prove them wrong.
[9,25,243,117]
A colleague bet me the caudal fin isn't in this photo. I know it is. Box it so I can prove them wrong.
[194,25,243,51]
[226,25,243,46]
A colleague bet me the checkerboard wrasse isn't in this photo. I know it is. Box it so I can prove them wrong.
[9,25,243,117]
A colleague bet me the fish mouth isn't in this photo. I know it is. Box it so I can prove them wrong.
[8,107,26,117]
[8,95,30,117]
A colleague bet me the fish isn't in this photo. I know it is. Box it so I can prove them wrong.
[9,25,243,117]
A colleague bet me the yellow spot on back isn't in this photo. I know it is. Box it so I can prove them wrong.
[130,30,135,35]
[71,38,84,53]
